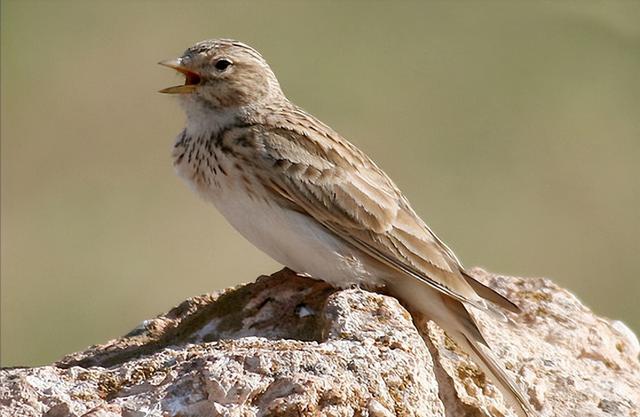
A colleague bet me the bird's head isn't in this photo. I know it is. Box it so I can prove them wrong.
[159,39,284,111]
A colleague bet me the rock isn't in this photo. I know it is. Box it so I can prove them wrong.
[1,268,638,417]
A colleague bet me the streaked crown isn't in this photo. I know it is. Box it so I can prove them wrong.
[160,39,284,108]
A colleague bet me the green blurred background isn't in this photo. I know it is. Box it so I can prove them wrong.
[2,1,639,366]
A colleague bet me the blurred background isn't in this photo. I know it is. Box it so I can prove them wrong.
[2,1,639,366]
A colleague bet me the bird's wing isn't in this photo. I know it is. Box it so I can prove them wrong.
[254,107,499,310]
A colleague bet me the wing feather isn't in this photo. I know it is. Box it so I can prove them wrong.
[255,108,514,311]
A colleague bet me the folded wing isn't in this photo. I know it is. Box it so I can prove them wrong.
[254,108,516,312]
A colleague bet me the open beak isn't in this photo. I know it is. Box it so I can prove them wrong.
[158,58,201,94]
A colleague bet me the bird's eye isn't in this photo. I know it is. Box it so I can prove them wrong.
[214,59,233,71]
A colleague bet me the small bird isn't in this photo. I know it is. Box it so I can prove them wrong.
[160,39,536,417]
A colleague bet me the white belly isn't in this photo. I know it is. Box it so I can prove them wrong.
[208,182,386,288]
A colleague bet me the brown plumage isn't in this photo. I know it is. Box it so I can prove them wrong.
[161,39,536,416]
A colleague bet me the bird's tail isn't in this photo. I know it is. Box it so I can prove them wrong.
[448,326,537,417]
[388,277,537,417]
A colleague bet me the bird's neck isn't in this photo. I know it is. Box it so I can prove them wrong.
[180,95,289,139]
[182,101,248,139]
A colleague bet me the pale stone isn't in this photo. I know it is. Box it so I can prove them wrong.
[1,268,638,417]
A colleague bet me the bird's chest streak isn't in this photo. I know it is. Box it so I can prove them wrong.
[172,132,386,289]
[173,125,258,191]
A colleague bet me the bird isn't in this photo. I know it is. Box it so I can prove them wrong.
[159,39,536,417]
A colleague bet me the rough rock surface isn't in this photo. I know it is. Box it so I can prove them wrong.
[1,268,638,417]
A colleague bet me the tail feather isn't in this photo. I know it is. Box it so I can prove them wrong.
[441,297,536,417]
[454,330,537,417]
[388,277,537,417]
[461,270,521,314]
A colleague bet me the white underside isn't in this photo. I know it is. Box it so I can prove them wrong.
[205,181,387,288]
